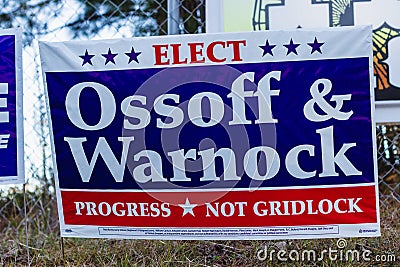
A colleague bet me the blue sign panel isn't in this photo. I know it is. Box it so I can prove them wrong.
[0,29,24,185]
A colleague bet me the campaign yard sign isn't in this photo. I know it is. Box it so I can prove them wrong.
[39,26,380,240]
[0,28,24,185]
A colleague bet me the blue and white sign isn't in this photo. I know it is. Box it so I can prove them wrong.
[0,28,24,185]
[40,26,379,240]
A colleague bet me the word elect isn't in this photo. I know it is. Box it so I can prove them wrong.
[63,71,362,184]
[153,40,247,65]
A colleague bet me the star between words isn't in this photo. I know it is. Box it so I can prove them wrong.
[62,66,363,184]
[73,197,364,218]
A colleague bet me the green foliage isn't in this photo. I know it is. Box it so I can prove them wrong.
[0,0,63,43]
[0,0,164,43]
[65,0,162,38]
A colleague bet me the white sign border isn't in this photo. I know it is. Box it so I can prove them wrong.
[39,26,380,240]
[0,28,25,185]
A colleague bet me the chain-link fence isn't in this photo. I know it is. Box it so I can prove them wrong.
[0,0,206,243]
[0,0,399,261]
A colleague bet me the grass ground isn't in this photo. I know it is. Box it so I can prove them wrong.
[0,200,399,266]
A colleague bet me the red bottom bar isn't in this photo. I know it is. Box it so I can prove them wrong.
[61,186,378,227]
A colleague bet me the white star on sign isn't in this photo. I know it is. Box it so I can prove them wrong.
[178,198,197,217]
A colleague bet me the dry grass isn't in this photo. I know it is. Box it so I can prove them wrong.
[0,201,399,266]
